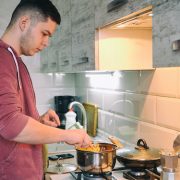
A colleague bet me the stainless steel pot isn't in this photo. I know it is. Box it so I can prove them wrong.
[116,139,161,169]
[76,143,117,174]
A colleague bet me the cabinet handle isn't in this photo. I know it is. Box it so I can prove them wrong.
[107,0,128,12]
[172,40,180,51]
[61,60,69,66]
[73,57,89,65]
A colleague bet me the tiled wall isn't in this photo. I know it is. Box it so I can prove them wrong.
[74,68,180,150]
[30,72,75,115]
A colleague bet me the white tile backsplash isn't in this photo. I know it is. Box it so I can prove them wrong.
[87,89,103,108]
[30,73,54,88]
[138,121,178,150]
[103,91,125,114]
[156,96,180,131]
[140,68,178,97]
[28,68,180,150]
[54,73,75,87]
[36,104,53,115]
[75,69,180,149]
[177,67,180,98]
[98,110,139,144]
[120,71,140,92]
[30,72,75,114]
[125,93,156,123]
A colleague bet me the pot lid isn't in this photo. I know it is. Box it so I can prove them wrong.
[117,139,160,161]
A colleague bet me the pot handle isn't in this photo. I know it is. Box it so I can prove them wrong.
[136,139,149,150]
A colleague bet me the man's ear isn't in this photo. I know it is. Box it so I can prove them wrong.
[19,16,30,31]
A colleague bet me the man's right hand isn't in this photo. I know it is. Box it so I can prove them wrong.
[62,129,92,148]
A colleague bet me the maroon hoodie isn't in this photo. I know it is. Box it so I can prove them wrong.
[0,40,43,180]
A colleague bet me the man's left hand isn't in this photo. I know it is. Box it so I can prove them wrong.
[39,109,60,127]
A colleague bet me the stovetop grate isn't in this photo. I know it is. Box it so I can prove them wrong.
[70,172,118,180]
[69,167,160,180]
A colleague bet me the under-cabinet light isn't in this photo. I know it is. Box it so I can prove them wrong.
[85,72,112,78]
[55,73,66,77]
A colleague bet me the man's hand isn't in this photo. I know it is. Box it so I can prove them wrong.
[63,129,92,148]
[40,109,60,127]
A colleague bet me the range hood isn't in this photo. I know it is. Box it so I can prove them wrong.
[103,6,152,30]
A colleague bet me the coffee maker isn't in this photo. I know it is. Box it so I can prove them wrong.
[54,95,78,129]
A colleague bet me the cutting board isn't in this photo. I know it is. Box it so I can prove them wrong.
[83,103,98,137]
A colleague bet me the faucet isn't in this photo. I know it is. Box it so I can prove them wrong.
[68,101,87,132]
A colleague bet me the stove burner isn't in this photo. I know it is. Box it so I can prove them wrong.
[123,168,160,180]
[129,170,146,177]
[70,171,116,180]
[83,172,113,180]
[123,171,149,180]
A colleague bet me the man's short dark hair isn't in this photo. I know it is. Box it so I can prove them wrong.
[7,0,61,28]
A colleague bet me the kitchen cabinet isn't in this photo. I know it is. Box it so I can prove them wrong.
[41,0,95,73]
[153,0,180,67]
[41,0,72,73]
[41,0,179,72]
[71,0,95,72]
[40,45,58,73]
[56,0,72,72]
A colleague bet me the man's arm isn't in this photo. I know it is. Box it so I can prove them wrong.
[12,117,92,147]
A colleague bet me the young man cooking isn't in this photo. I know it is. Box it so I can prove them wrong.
[0,0,92,179]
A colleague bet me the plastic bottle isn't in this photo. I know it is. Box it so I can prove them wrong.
[65,108,76,129]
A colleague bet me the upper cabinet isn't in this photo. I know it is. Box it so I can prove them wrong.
[153,0,180,67]
[56,0,72,72]
[41,0,72,73]
[41,0,180,73]
[41,0,95,73]
[71,0,95,72]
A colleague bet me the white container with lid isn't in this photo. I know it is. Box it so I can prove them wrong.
[65,109,76,129]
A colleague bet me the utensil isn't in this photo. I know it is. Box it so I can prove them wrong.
[116,138,161,168]
[76,142,117,174]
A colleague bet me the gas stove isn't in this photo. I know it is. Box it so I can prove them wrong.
[67,168,160,180]
[48,168,160,180]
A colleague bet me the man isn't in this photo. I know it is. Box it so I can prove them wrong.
[0,0,92,179]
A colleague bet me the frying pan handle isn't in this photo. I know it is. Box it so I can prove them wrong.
[108,136,124,149]
[137,139,149,149]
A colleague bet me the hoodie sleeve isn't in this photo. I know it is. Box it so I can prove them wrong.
[0,48,28,140]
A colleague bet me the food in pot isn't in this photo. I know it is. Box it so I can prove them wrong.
[76,144,100,152]
[76,143,117,174]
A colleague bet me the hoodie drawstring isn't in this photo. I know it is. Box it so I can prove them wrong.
[7,47,21,90]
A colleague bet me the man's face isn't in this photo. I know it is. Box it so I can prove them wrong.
[20,17,57,56]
